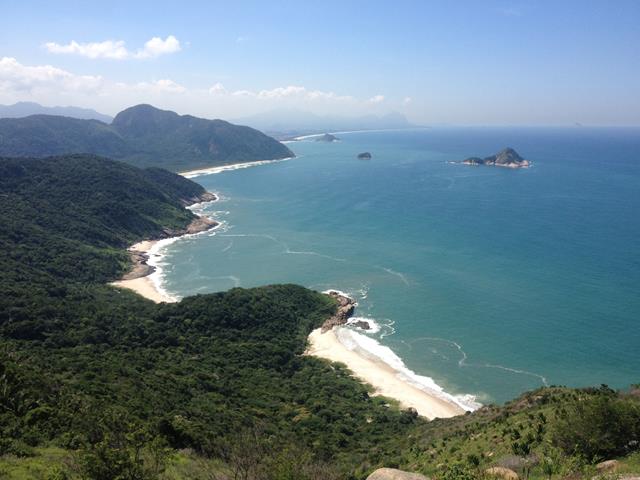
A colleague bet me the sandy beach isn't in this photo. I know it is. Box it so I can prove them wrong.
[307,327,465,419]
[109,193,219,303]
[180,156,295,178]
[110,240,177,303]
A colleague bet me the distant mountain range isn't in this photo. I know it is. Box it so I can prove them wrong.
[0,101,113,123]
[0,104,293,172]
[234,109,419,139]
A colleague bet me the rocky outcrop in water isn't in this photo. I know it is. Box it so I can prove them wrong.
[316,133,339,142]
[321,291,357,332]
[182,191,218,205]
[352,319,371,330]
[358,152,372,159]
[462,148,529,168]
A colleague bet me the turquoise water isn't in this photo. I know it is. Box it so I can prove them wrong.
[159,128,640,404]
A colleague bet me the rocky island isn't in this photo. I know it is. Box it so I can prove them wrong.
[462,147,530,168]
[357,152,372,159]
[315,133,339,142]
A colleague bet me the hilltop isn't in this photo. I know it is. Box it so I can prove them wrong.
[0,104,293,172]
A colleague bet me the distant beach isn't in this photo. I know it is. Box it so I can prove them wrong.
[110,194,220,303]
[180,156,296,179]
[110,239,178,303]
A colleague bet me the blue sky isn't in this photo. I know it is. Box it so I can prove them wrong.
[1,0,639,125]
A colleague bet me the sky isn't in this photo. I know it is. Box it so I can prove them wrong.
[1,0,639,125]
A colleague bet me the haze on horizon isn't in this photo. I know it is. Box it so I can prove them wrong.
[1,0,639,126]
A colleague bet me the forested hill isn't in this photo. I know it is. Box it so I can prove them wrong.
[0,154,205,288]
[0,154,421,478]
[0,104,294,171]
[1,155,639,479]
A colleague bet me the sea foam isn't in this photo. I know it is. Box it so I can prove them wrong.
[145,195,224,301]
[322,288,481,412]
[334,327,482,412]
[181,156,296,178]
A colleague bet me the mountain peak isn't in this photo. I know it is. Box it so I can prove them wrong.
[111,104,181,135]
[0,104,293,171]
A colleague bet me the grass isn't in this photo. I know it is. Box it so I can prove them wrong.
[0,447,72,479]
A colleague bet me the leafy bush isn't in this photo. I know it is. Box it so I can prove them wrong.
[551,388,640,461]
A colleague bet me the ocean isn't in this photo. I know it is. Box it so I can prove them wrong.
[153,127,640,406]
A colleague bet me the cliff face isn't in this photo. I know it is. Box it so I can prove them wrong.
[463,148,530,168]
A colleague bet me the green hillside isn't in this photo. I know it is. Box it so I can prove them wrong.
[0,105,294,172]
[0,155,638,480]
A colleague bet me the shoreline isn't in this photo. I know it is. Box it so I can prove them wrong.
[110,239,176,303]
[123,157,473,419]
[305,290,470,419]
[293,127,431,141]
[109,193,220,303]
[180,156,296,178]
[306,327,465,419]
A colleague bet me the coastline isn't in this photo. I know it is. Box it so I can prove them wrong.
[307,327,465,419]
[293,127,431,141]
[110,239,176,303]
[129,159,473,419]
[305,291,471,420]
[109,193,220,303]
[180,156,296,179]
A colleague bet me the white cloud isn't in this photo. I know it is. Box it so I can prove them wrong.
[44,35,181,60]
[0,56,185,100]
[208,82,227,95]
[403,96,412,105]
[231,89,255,97]
[236,36,249,44]
[121,78,186,94]
[135,35,181,59]
[0,56,103,94]
[252,85,354,102]
[257,85,306,99]
[44,40,129,59]
[0,58,404,120]
[368,94,385,104]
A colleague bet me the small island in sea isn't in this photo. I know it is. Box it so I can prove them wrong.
[462,147,530,168]
[358,151,372,159]
[315,133,339,142]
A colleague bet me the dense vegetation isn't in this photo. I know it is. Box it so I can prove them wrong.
[0,104,294,172]
[0,155,419,478]
[1,154,638,479]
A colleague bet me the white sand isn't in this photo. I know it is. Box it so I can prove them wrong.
[111,276,174,303]
[180,157,295,178]
[306,328,464,419]
[109,240,176,303]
